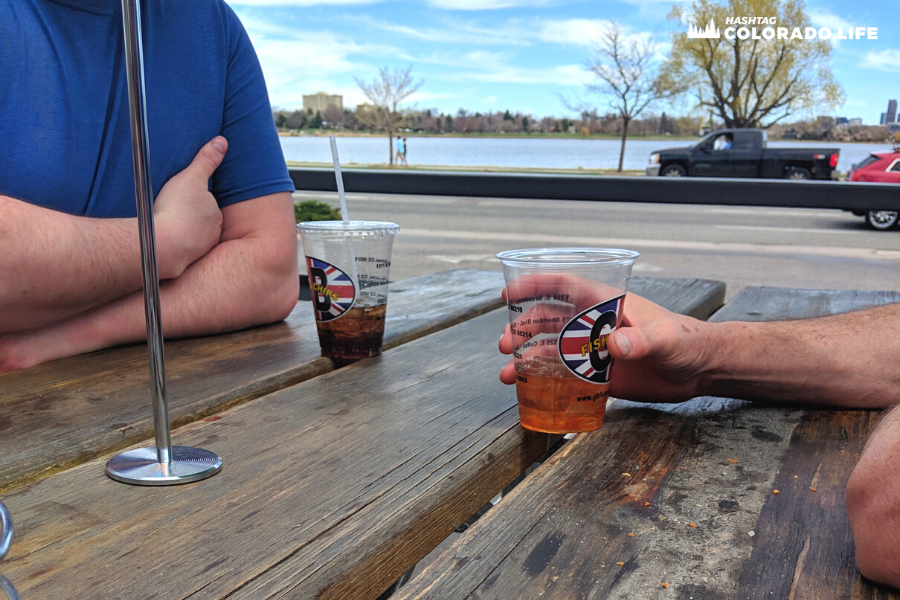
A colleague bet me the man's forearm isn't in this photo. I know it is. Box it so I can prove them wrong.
[0,230,298,371]
[0,195,147,331]
[702,304,900,408]
[0,139,228,333]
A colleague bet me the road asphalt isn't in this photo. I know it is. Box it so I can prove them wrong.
[293,191,900,301]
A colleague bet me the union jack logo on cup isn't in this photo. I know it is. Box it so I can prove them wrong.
[557,294,625,384]
[306,257,356,322]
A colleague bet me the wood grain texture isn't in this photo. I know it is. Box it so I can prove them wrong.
[396,287,899,600]
[630,277,725,321]
[0,269,504,493]
[734,410,900,600]
[0,276,726,600]
[1,309,555,600]
[710,286,900,323]
[0,273,721,493]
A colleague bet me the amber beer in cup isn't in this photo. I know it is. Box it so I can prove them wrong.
[297,221,399,362]
[498,248,639,433]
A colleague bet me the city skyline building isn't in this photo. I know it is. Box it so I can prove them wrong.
[302,92,343,114]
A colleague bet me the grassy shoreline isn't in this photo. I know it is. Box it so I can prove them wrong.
[279,130,696,142]
[285,161,644,176]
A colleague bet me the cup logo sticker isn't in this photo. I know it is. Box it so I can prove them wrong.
[307,257,356,322]
[557,294,625,384]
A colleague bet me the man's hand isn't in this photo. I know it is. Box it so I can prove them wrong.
[498,284,715,403]
[0,137,229,332]
[154,137,227,280]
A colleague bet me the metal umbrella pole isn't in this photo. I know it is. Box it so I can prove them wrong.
[105,0,222,485]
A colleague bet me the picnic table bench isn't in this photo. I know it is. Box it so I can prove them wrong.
[0,271,723,599]
[394,287,900,600]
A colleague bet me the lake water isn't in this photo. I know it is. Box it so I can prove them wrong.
[280,136,889,174]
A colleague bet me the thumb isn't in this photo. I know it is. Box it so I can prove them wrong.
[608,328,653,362]
[186,136,228,180]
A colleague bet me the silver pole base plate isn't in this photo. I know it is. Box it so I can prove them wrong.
[106,446,222,486]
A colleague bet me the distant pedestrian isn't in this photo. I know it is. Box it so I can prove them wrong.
[394,136,407,166]
[402,137,409,163]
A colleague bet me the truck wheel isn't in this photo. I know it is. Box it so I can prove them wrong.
[865,210,899,230]
[661,164,686,177]
[783,167,812,180]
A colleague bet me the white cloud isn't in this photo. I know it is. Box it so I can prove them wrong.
[425,0,554,8]
[345,15,528,46]
[233,12,403,108]
[414,49,588,85]
[536,18,614,47]
[861,49,900,72]
[227,0,379,5]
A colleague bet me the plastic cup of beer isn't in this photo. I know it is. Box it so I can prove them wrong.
[497,248,639,434]
[297,221,399,362]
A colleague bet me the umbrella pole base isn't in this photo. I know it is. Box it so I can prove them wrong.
[106,446,222,486]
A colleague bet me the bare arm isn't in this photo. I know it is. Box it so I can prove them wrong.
[0,138,226,332]
[0,192,298,372]
[846,406,900,587]
[500,292,900,409]
[702,305,900,408]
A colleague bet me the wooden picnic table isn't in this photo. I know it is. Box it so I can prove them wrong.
[394,286,900,600]
[0,272,723,599]
[0,271,721,494]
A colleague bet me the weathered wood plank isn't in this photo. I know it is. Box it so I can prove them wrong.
[734,410,900,600]
[0,273,721,493]
[0,269,505,493]
[710,286,900,323]
[631,277,725,321]
[395,287,899,600]
[0,276,727,600]
[1,310,555,600]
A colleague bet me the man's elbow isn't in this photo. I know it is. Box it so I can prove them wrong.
[256,240,299,323]
[846,459,900,587]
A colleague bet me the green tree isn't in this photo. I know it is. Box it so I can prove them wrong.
[445,115,453,131]
[503,110,514,122]
[522,116,530,132]
[665,0,845,128]
[309,110,323,129]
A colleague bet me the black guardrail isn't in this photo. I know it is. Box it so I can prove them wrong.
[289,168,899,211]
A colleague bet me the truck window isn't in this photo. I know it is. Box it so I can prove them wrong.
[712,134,733,151]
[732,132,756,151]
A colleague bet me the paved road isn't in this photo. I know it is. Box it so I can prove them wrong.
[293,191,900,300]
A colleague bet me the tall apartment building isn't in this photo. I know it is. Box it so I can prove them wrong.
[303,92,343,114]
[887,99,898,124]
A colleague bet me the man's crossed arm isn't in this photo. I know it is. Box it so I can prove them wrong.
[0,137,299,371]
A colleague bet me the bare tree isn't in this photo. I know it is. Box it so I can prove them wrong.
[568,23,684,171]
[355,65,423,165]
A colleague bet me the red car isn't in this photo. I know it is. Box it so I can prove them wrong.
[847,150,900,230]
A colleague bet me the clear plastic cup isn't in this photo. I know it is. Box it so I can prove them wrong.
[297,221,399,362]
[497,248,639,433]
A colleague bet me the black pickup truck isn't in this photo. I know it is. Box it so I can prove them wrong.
[646,129,839,180]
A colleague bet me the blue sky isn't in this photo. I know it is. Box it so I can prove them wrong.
[226,0,900,125]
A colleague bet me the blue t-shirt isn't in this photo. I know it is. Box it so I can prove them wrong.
[0,0,294,217]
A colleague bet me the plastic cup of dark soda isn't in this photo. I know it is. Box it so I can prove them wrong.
[297,221,399,362]
[497,248,639,434]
